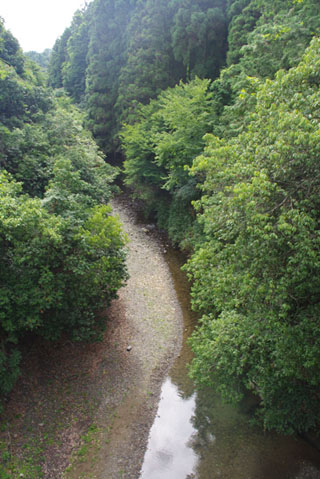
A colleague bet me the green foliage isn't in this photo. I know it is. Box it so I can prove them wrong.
[3,0,320,437]
[207,0,320,140]
[1,88,116,199]
[229,0,320,78]
[0,59,51,130]
[0,126,125,403]
[25,49,51,69]
[46,0,320,434]
[171,0,228,79]
[45,0,320,159]
[48,27,72,89]
[226,0,261,65]
[84,0,134,153]
[0,21,127,407]
[47,0,232,155]
[116,0,181,125]
[122,77,213,246]
[122,100,165,201]
[0,171,127,405]
[62,10,89,102]
[186,38,320,433]
[238,1,320,78]
[0,18,24,74]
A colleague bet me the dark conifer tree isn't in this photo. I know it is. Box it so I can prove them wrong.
[48,27,71,88]
[171,0,228,79]
[85,0,136,155]
[62,10,90,102]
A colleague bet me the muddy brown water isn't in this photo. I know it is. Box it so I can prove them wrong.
[139,246,320,479]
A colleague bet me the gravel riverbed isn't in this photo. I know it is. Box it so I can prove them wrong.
[64,195,184,479]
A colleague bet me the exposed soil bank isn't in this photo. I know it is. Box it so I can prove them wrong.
[0,195,183,479]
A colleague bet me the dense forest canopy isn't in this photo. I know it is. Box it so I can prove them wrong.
[48,0,320,156]
[25,49,52,69]
[48,0,231,155]
[186,39,320,433]
[0,18,127,406]
[2,0,320,435]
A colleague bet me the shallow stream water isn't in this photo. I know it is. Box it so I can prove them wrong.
[139,247,320,479]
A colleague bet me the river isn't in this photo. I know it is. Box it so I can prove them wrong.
[139,247,320,479]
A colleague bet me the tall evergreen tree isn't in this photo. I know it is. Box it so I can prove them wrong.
[85,0,136,155]
[62,9,90,102]
[116,0,182,125]
[171,0,228,79]
[48,27,72,89]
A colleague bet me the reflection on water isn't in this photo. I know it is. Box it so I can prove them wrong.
[140,378,198,479]
[140,376,320,479]
[139,246,320,479]
[190,389,320,479]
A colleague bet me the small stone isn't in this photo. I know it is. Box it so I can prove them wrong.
[39,423,44,427]
[127,345,132,352]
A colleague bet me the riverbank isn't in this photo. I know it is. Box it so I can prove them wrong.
[64,195,184,479]
[0,195,184,479]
